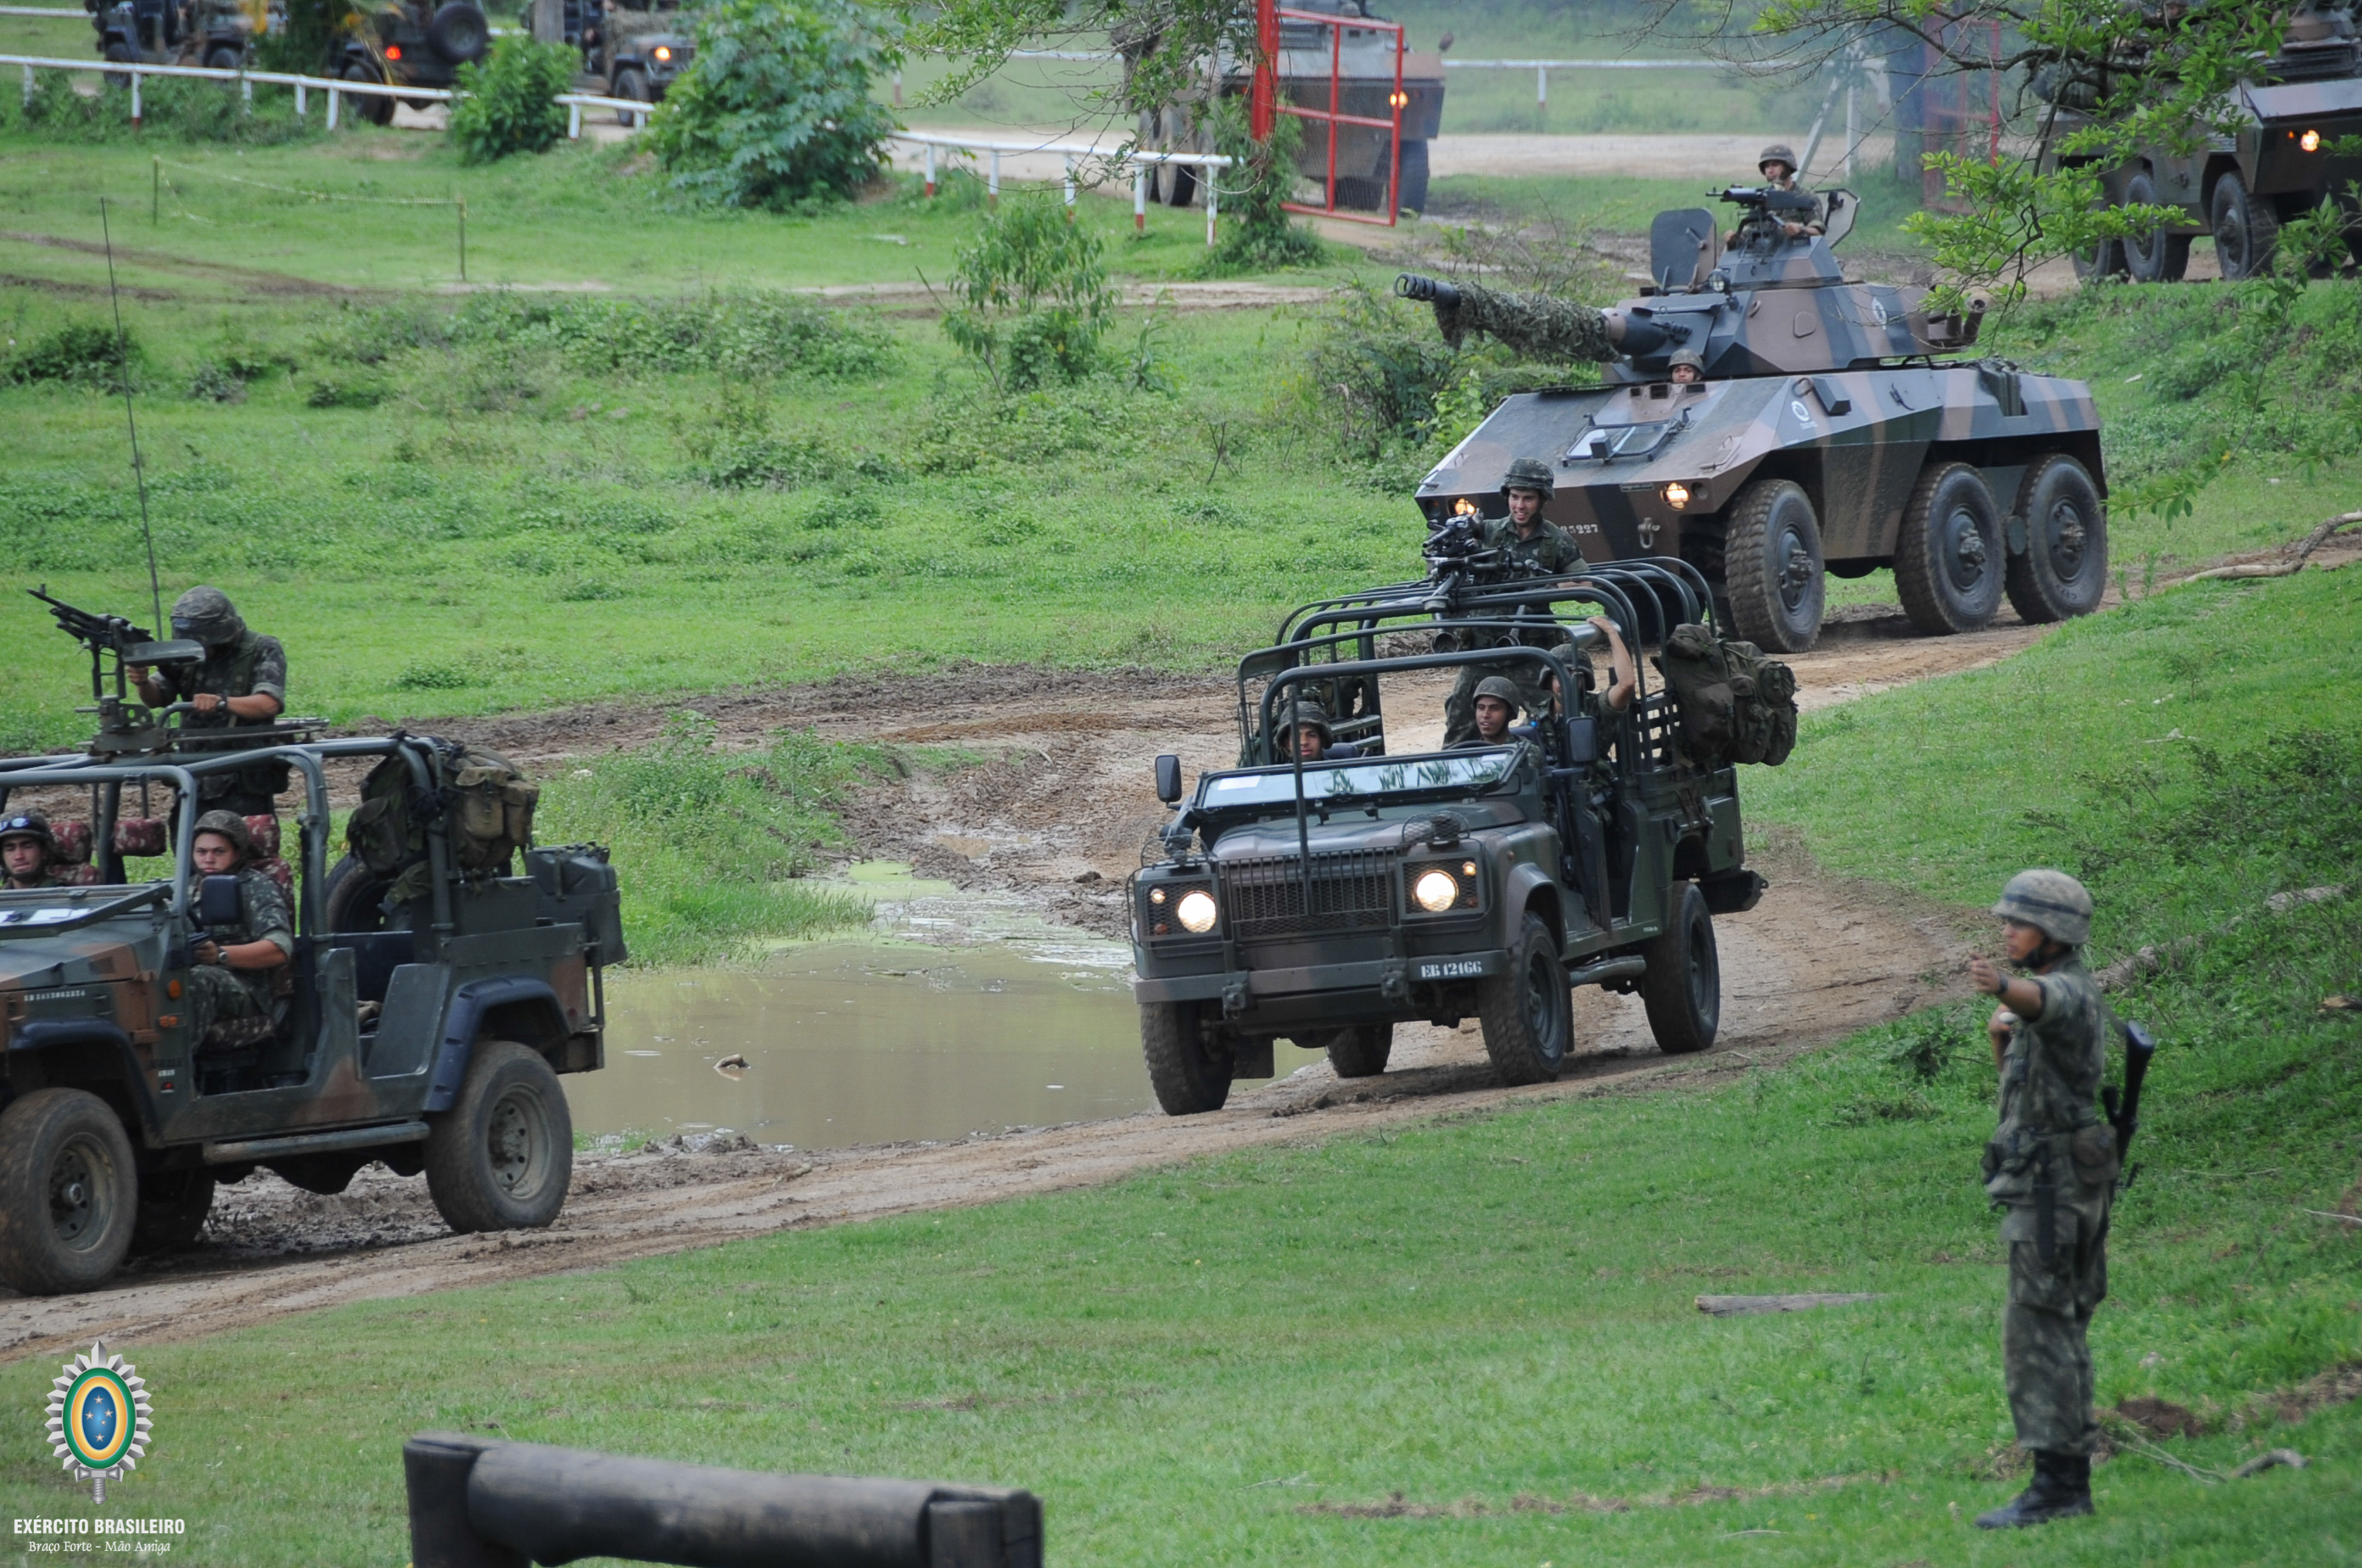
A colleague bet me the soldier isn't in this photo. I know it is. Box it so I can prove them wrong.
[1667,349,1707,387]
[1751,143,1825,238]
[1442,458,1583,746]
[132,586,289,819]
[0,812,61,890]
[1275,700,1332,764]
[1967,869,2113,1529]
[184,809,293,1051]
[1449,677,1522,748]
[1544,618,1639,719]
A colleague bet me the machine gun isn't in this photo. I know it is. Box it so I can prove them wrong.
[1419,510,1512,619]
[30,585,204,753]
[1714,183,1821,247]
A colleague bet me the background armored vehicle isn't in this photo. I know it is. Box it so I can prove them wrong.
[0,595,621,1297]
[86,0,256,76]
[1129,560,1766,1116]
[533,0,693,127]
[1397,187,2109,652]
[2040,3,2362,281]
[1130,0,1446,215]
[332,0,490,126]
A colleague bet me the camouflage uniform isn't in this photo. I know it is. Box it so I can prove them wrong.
[1984,956,2114,1457]
[1428,278,1615,362]
[154,588,290,817]
[1441,517,1584,747]
[186,840,295,1050]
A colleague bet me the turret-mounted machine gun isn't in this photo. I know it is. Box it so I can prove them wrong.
[1714,182,1826,249]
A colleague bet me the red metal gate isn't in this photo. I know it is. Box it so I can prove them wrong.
[1251,0,1406,226]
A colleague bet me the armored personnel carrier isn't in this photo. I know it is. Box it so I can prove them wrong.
[1397,186,2110,652]
[0,593,622,1296]
[1129,560,1766,1115]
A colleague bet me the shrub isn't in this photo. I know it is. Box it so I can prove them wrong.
[1195,97,1323,277]
[646,0,901,210]
[2,67,316,145]
[4,322,137,391]
[940,197,1117,391]
[448,35,577,164]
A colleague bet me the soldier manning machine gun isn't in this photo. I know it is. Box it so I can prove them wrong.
[1394,185,2109,652]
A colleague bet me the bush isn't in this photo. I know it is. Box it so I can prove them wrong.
[645,0,900,210]
[940,197,1117,391]
[1195,97,1323,277]
[448,35,577,164]
[1,68,317,145]
[4,322,137,391]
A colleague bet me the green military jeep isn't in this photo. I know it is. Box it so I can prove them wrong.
[1128,558,1766,1114]
[0,601,622,1296]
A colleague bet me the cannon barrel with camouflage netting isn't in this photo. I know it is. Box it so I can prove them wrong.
[1395,275,1674,362]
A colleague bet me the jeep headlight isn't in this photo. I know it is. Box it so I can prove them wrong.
[1413,869,1460,914]
[1175,889,1217,934]
[652,44,670,59]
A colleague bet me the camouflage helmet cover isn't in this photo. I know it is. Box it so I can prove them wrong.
[1499,456,1555,500]
[1992,867,2092,947]
[0,809,53,848]
[193,809,254,860]
[1758,143,1799,175]
[171,585,244,647]
[1667,348,1707,375]
[1279,699,1333,739]
[1471,675,1524,714]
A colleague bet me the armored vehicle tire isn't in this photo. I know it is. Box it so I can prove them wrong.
[1141,1000,1230,1115]
[1895,462,2005,635]
[323,851,392,932]
[130,1169,215,1256]
[0,1089,137,1296]
[1721,478,1826,654]
[1321,1023,1393,1079]
[2212,173,2279,281]
[344,63,395,126]
[425,1040,573,1233]
[2006,455,2109,624]
[1396,139,1430,216]
[613,67,650,128]
[2120,172,2191,283]
[1639,883,1720,1056]
[1478,913,1573,1085]
[2071,235,2127,283]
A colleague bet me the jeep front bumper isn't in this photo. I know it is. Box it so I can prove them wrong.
[1133,949,1508,1011]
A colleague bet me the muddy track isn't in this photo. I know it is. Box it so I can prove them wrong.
[0,608,2038,1360]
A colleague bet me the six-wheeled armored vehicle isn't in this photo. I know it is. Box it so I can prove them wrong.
[1398,185,2111,652]
[0,596,621,1296]
[1130,558,1769,1115]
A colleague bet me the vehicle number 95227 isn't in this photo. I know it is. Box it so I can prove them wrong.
[1417,960,1486,981]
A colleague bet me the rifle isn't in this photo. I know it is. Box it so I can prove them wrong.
[2104,1019,2159,1175]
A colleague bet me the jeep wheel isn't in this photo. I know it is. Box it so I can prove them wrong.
[323,851,391,932]
[1721,478,1825,653]
[104,42,134,90]
[2006,455,2108,624]
[1478,913,1572,1085]
[425,1040,572,1233]
[344,61,395,126]
[0,1089,138,1295]
[1640,882,1720,1056]
[1322,1023,1393,1079]
[130,1169,215,1256]
[613,67,650,128]
[1895,462,2004,635]
[1141,1000,1229,1115]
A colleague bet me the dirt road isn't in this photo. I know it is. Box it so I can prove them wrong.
[0,608,2038,1363]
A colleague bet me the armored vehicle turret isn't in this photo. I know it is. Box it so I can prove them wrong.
[1400,187,2110,651]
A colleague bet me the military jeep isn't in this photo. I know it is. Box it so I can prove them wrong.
[1129,559,1761,1115]
[0,602,622,1296]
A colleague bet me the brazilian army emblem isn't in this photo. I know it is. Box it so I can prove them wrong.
[45,1341,153,1503]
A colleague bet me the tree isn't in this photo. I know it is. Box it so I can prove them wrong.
[938,197,1117,391]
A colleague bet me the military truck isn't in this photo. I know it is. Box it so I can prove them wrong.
[1129,560,1765,1115]
[86,0,257,77]
[2040,2,2362,281]
[533,0,694,128]
[331,0,490,126]
[0,595,622,1296]
[1128,0,1446,215]
[1394,185,2110,653]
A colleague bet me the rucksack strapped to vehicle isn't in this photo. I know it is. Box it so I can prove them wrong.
[349,740,540,880]
[1653,623,1799,769]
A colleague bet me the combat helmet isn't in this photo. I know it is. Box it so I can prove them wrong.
[1279,699,1333,740]
[1499,456,1555,501]
[1472,675,1524,714]
[1992,868,2092,947]
[1758,143,1799,177]
[171,586,243,647]
[1667,348,1706,379]
[193,809,255,861]
[0,810,53,850]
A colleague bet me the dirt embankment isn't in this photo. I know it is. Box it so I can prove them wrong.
[0,608,2040,1362]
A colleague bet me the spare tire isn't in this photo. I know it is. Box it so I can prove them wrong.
[428,1,490,63]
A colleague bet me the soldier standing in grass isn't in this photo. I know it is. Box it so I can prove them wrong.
[1967,869,2115,1529]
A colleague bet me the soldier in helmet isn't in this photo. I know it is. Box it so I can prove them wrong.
[1449,676,1524,748]
[1667,349,1707,387]
[1441,457,1584,747]
[0,812,61,890]
[183,809,294,1051]
[1275,699,1333,764]
[132,586,289,819]
[1966,869,2113,1529]
[1750,143,1824,239]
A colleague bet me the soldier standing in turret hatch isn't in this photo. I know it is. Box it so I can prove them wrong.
[131,586,290,820]
[1734,143,1824,244]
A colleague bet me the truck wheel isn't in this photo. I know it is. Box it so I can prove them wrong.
[1640,883,1720,1056]
[2211,173,2278,281]
[204,46,240,73]
[1322,1023,1393,1079]
[1894,462,2004,635]
[1140,1000,1229,1115]
[425,1040,573,1233]
[0,1089,137,1295]
[2071,234,2126,282]
[323,852,391,932]
[1478,913,1572,1085]
[130,1169,215,1255]
[1721,478,1825,653]
[2006,455,2109,624]
[613,67,649,128]
[344,61,395,126]
[2120,171,2191,283]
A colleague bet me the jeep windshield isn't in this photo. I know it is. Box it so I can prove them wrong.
[1195,747,1520,813]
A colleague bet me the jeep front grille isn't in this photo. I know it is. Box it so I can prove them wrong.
[1218,850,1393,939]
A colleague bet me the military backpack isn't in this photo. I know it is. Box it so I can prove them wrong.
[1653,623,1799,769]
[348,741,540,881]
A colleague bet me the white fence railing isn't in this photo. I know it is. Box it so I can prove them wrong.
[1,50,643,134]
[890,129,1234,245]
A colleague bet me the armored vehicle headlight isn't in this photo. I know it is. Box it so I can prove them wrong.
[2301,128,2321,152]
[1176,889,1218,934]
[1413,869,1460,914]
[1664,482,1693,509]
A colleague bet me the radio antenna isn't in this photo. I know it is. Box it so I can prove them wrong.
[98,197,164,635]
